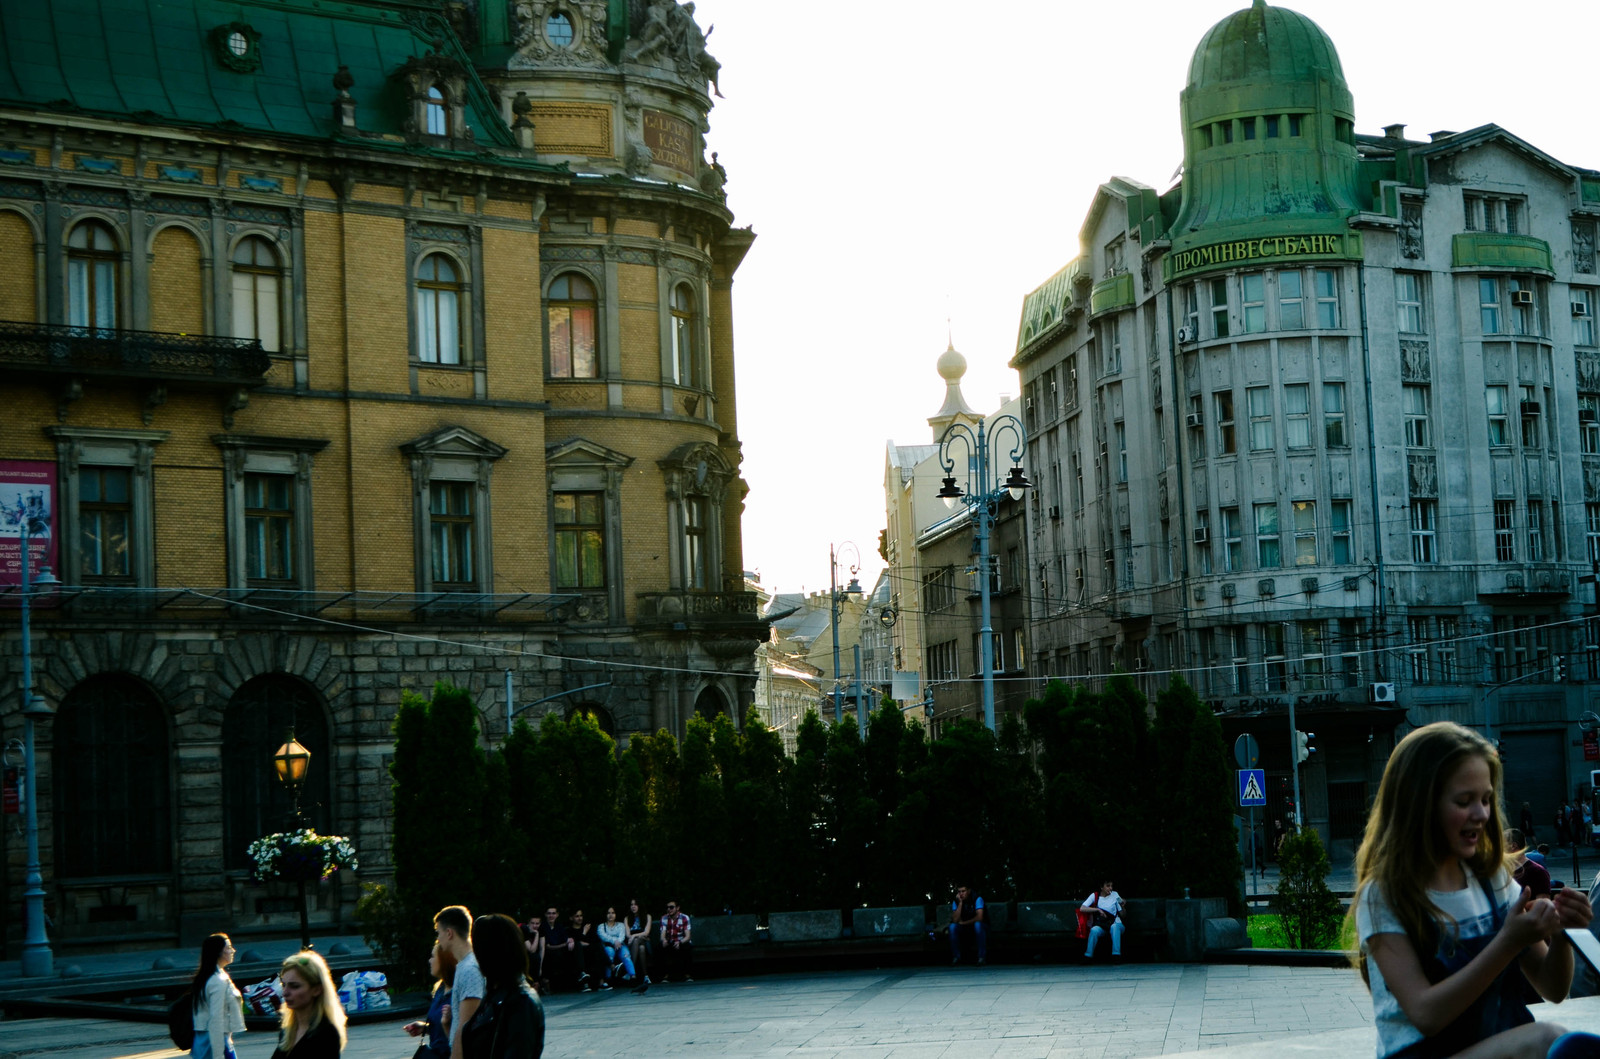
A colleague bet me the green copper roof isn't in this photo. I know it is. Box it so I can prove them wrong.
[1187,0,1345,93]
[0,0,516,149]
[1166,1,1362,272]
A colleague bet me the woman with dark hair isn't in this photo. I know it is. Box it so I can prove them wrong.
[191,933,245,1059]
[462,914,544,1059]
[403,941,457,1059]
[624,898,651,987]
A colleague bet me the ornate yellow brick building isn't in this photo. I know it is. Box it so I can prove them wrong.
[0,0,763,948]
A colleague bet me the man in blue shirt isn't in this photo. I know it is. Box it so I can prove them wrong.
[948,885,986,965]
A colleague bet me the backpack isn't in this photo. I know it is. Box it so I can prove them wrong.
[167,992,194,1051]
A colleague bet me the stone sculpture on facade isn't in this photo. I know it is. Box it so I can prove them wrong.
[1575,221,1596,276]
[623,0,722,97]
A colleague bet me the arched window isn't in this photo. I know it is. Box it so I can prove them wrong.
[670,283,698,387]
[231,236,281,352]
[55,675,170,877]
[67,220,118,331]
[547,272,598,378]
[416,253,462,365]
[694,686,727,720]
[565,703,615,737]
[222,675,329,870]
[425,86,448,136]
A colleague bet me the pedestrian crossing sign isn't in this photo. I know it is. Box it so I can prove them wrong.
[1238,769,1266,807]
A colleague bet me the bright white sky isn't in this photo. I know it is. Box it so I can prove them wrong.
[690,0,1596,599]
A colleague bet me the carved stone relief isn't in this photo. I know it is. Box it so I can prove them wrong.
[1586,462,1600,502]
[1400,198,1423,259]
[620,0,721,97]
[1576,220,1597,276]
[1400,339,1431,383]
[1578,352,1600,392]
[1407,454,1437,498]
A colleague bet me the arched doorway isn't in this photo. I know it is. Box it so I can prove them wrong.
[54,674,171,877]
[694,685,728,721]
[222,675,329,870]
[565,703,615,737]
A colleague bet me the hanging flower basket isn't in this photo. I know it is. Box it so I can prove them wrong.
[247,829,359,884]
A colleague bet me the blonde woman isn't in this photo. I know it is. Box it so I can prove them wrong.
[270,950,347,1059]
[191,933,245,1059]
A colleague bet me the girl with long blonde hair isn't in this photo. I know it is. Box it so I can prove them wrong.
[270,950,347,1059]
[1350,722,1597,1058]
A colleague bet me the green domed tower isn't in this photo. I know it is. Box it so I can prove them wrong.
[1167,0,1365,275]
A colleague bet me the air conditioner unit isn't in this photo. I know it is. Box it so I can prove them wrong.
[1512,289,1535,306]
[1192,526,1209,544]
[1073,567,1084,582]
[1185,411,1205,427]
[1049,505,1062,520]
[1220,582,1237,599]
[1574,301,1591,318]
[1521,400,1541,416]
[1176,326,1196,344]
[1581,409,1599,424]
[1371,681,1397,703]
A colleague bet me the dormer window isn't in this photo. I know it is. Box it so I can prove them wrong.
[425,86,448,136]
[546,11,575,48]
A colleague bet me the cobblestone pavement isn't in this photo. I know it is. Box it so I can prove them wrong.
[0,963,1377,1059]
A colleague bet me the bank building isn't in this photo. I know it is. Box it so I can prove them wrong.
[1013,0,1600,859]
[0,0,764,950]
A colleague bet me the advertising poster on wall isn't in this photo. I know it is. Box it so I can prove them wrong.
[0,460,59,597]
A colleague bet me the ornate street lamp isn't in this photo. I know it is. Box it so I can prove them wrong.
[936,413,1030,732]
[271,730,313,950]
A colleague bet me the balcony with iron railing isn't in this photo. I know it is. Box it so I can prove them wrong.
[0,320,271,389]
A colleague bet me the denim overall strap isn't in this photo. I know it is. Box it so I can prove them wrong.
[1392,874,1534,1058]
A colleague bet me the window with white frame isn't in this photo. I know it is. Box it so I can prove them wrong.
[415,253,463,364]
[1114,420,1128,482]
[1520,384,1541,448]
[1396,272,1425,333]
[231,236,282,352]
[1331,500,1352,563]
[1313,268,1340,327]
[1230,626,1250,694]
[67,220,119,331]
[1292,500,1316,566]
[1576,288,1597,346]
[1403,385,1431,447]
[1278,269,1305,329]
[1241,272,1266,332]
[1323,382,1346,446]
[1100,315,1123,375]
[1209,276,1229,338]
[547,272,600,378]
[401,426,504,596]
[1588,503,1600,563]
[1410,499,1437,563]
[1480,275,1542,336]
[1494,500,1515,561]
[1437,617,1458,683]
[1247,386,1274,450]
[1284,384,1310,448]
[1183,284,1200,336]
[1215,390,1236,454]
[670,283,699,388]
[1263,622,1287,691]
[1300,621,1326,690]
[425,86,448,135]
[1581,394,1600,454]
[47,427,164,589]
[1255,502,1280,567]
[1479,276,1502,334]
[1527,501,1544,562]
[1464,192,1525,234]
[1222,506,1243,571]
[1486,386,1510,446]
[1408,617,1429,683]
[1195,510,1212,575]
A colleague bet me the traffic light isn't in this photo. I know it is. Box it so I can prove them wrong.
[1554,655,1566,682]
[1294,730,1313,763]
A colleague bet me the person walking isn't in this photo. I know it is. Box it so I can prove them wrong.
[435,905,485,1059]
[404,942,456,1059]
[190,933,245,1059]
[462,914,544,1059]
[270,951,346,1059]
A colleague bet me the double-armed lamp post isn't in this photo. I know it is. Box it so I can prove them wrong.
[828,542,862,725]
[15,515,59,977]
[936,414,1030,732]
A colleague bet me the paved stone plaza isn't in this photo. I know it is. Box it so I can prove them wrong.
[1,963,1381,1059]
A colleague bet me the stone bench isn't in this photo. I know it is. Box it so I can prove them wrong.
[850,906,927,940]
[766,909,842,944]
[692,913,760,952]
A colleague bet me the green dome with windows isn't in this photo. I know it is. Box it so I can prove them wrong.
[1165,0,1366,280]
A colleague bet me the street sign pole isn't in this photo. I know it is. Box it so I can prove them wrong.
[1234,734,1263,894]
